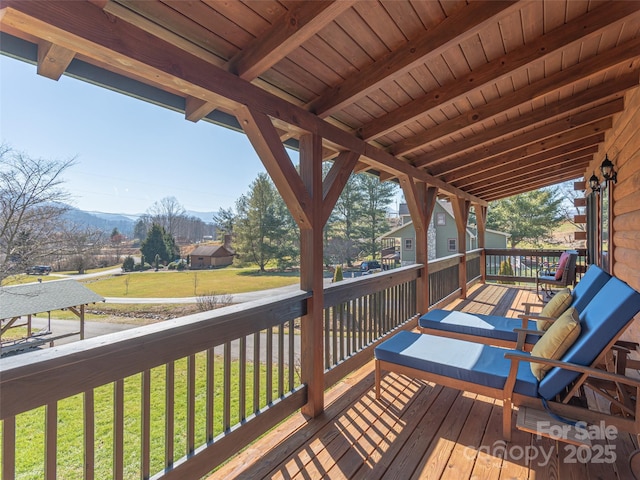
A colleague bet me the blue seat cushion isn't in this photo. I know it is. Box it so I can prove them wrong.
[539,277,640,399]
[419,310,538,344]
[571,265,610,313]
[375,331,539,397]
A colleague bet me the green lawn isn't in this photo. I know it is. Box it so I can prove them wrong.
[83,268,299,297]
[8,354,296,479]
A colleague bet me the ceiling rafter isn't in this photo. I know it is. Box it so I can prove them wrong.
[439,120,610,183]
[454,145,600,191]
[308,1,517,117]
[358,2,639,141]
[428,109,617,178]
[390,36,640,156]
[228,0,355,81]
[410,80,633,171]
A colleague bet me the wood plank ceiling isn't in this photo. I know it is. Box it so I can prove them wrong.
[1,0,639,203]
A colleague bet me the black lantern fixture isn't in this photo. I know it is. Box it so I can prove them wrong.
[589,171,600,193]
[600,154,617,184]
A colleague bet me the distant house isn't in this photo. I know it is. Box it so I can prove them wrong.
[380,201,510,267]
[189,235,235,269]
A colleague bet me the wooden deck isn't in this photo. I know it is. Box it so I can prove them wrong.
[210,284,639,480]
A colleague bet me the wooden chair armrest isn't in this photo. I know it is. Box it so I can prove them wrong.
[518,314,556,322]
[503,352,640,389]
[521,302,543,309]
[512,328,545,336]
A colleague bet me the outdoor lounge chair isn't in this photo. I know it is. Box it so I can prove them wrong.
[418,265,612,350]
[536,250,578,299]
[375,276,640,443]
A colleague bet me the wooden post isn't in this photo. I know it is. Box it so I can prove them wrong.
[476,204,488,282]
[400,176,437,313]
[236,106,359,417]
[452,197,471,299]
[299,133,324,417]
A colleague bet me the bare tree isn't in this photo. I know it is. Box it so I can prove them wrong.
[147,196,186,237]
[0,145,75,281]
[58,223,106,273]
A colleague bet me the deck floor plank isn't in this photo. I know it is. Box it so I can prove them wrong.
[207,284,635,480]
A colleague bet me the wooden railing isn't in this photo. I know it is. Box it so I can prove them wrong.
[427,253,462,307]
[0,265,422,480]
[485,248,587,284]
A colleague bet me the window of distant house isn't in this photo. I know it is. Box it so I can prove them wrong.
[404,238,413,250]
[436,212,446,226]
[448,238,457,252]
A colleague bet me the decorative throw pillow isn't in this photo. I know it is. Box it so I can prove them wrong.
[554,252,570,280]
[537,288,572,331]
[530,307,581,381]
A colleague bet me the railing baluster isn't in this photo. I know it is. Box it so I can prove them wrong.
[165,362,174,468]
[141,371,150,479]
[206,348,214,442]
[332,306,338,364]
[114,379,124,480]
[223,342,231,432]
[239,337,247,421]
[288,318,295,391]
[84,389,94,480]
[45,402,57,480]
[187,354,196,454]
[266,328,273,404]
[324,308,330,369]
[253,333,260,413]
[278,326,284,397]
[3,415,15,480]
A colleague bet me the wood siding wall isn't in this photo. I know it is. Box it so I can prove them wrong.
[584,85,640,340]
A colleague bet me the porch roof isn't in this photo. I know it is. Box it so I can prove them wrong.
[1,1,638,202]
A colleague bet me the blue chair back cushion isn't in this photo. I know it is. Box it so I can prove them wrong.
[571,265,611,313]
[539,277,640,399]
[375,330,539,397]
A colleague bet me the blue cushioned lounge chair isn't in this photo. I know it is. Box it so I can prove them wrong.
[375,276,640,441]
[418,265,611,350]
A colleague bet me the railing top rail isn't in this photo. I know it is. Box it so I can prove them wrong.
[323,264,421,308]
[0,289,310,419]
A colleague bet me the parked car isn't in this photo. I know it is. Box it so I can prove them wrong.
[26,265,52,275]
[360,260,381,272]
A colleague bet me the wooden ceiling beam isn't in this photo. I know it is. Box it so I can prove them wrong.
[228,1,355,81]
[309,1,517,117]
[415,95,626,171]
[236,105,313,229]
[321,150,360,225]
[185,96,217,123]
[360,2,640,141]
[36,40,74,80]
[456,146,599,191]
[0,1,487,206]
[390,36,640,156]
[430,114,613,179]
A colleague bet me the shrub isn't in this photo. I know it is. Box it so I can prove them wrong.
[122,256,135,272]
[498,259,515,284]
[333,265,343,283]
[196,292,234,312]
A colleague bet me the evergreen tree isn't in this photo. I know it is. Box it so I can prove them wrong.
[140,223,171,264]
[357,173,398,259]
[234,173,294,272]
[487,189,564,247]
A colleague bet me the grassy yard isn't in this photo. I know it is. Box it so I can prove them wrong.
[82,268,300,297]
[7,353,297,479]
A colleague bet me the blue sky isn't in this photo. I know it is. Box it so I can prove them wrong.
[1,54,290,215]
